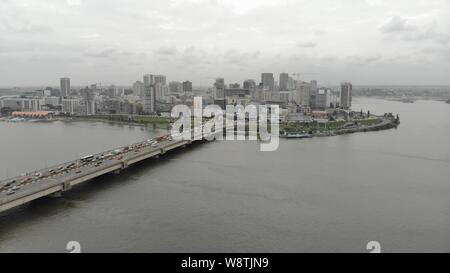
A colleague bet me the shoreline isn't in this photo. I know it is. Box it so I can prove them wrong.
[1,113,400,139]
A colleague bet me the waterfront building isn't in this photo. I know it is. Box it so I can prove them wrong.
[0,98,42,112]
[11,111,53,119]
[43,96,60,107]
[316,89,331,109]
[80,87,96,115]
[62,98,82,115]
[60,77,70,98]
[340,82,352,109]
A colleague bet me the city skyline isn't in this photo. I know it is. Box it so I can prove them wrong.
[0,0,449,86]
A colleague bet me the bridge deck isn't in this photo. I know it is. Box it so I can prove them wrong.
[0,135,200,213]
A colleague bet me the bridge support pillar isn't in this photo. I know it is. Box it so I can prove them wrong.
[62,181,72,192]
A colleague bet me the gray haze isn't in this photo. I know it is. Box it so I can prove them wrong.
[0,0,449,86]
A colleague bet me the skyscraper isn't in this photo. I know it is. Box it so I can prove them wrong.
[169,81,183,93]
[132,81,145,97]
[261,73,279,100]
[60,77,70,98]
[316,89,332,109]
[214,78,225,99]
[310,80,318,108]
[143,74,154,87]
[154,75,167,86]
[80,86,96,115]
[279,73,289,91]
[261,73,274,92]
[243,79,256,100]
[182,81,192,93]
[310,80,317,92]
[143,74,156,113]
[340,82,352,109]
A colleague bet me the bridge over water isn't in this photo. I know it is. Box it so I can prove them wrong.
[0,128,213,213]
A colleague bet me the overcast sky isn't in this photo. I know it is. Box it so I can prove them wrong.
[0,0,449,87]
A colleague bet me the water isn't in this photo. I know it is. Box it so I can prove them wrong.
[0,98,449,252]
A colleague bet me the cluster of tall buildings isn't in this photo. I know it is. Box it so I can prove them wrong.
[0,72,352,118]
[211,73,352,111]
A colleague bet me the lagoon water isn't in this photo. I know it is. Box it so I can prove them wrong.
[0,98,449,252]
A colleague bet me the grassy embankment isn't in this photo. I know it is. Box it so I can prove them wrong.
[70,114,174,128]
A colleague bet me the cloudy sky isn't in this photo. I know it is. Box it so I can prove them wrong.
[0,0,449,87]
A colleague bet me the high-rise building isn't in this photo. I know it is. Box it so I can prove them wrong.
[289,82,311,107]
[143,74,154,86]
[79,86,96,115]
[154,75,167,86]
[279,73,289,91]
[143,74,156,113]
[169,81,183,93]
[243,79,256,100]
[254,83,264,102]
[340,82,352,109]
[132,81,145,97]
[316,89,331,109]
[288,77,295,90]
[243,79,256,90]
[310,80,318,108]
[261,73,279,100]
[214,78,225,99]
[62,98,82,115]
[310,80,318,92]
[60,77,70,98]
[154,83,168,101]
[261,73,274,92]
[182,81,192,93]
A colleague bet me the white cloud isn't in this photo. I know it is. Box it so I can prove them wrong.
[67,0,82,6]
[297,42,317,48]
[0,0,449,85]
[380,16,415,33]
